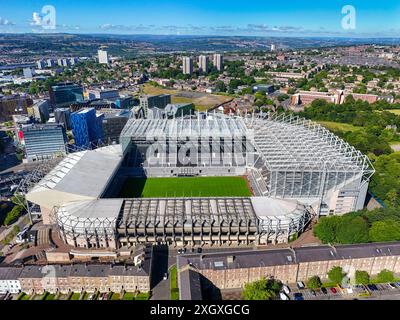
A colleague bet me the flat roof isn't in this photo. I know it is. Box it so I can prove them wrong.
[28,145,123,199]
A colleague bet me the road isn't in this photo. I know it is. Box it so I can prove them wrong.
[289,282,400,300]
[150,244,269,300]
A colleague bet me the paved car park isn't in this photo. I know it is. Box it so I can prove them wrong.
[287,282,400,300]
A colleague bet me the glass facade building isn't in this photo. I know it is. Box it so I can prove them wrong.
[71,108,104,148]
[22,124,67,162]
[49,83,84,109]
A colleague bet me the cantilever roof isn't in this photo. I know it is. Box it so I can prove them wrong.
[245,113,374,173]
[26,145,123,208]
[120,113,374,175]
[120,116,248,139]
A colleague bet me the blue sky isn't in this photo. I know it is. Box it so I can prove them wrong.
[0,0,399,37]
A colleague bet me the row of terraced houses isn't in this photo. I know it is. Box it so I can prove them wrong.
[0,246,152,295]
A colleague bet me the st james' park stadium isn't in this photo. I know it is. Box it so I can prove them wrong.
[21,112,374,252]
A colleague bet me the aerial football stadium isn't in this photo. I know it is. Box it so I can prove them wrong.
[22,113,374,251]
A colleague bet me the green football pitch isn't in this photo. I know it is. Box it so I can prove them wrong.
[119,177,252,198]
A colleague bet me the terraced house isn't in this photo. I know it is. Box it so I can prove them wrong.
[0,246,152,295]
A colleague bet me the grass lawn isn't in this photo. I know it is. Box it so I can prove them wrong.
[135,292,151,300]
[143,84,231,111]
[318,121,360,133]
[170,265,179,300]
[43,292,56,300]
[69,292,80,300]
[386,109,400,115]
[119,177,252,198]
[109,292,120,300]
[122,292,135,300]
[17,292,30,300]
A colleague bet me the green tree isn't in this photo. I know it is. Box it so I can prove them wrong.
[313,216,341,243]
[328,266,346,285]
[355,270,370,285]
[3,205,24,226]
[369,220,400,242]
[306,276,322,289]
[242,278,282,300]
[376,269,394,283]
[335,216,369,244]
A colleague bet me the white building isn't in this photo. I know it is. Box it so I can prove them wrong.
[0,268,22,294]
[198,55,209,74]
[213,53,223,71]
[182,57,193,75]
[98,50,109,65]
[37,60,47,70]
[271,44,276,52]
[23,68,35,79]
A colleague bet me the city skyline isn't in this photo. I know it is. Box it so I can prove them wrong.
[0,0,399,37]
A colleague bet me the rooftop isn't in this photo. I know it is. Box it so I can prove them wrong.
[177,242,400,271]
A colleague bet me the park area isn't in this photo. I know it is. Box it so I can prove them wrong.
[118,176,252,198]
[143,84,232,111]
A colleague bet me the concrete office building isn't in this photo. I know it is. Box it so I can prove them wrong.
[88,88,119,100]
[32,100,50,123]
[98,50,109,65]
[139,94,171,117]
[182,57,193,75]
[213,54,224,71]
[198,55,209,74]
[102,109,131,144]
[54,108,72,130]
[147,103,195,119]
[22,124,67,162]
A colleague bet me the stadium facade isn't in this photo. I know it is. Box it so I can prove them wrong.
[25,113,374,252]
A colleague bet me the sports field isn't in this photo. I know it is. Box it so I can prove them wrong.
[119,177,252,198]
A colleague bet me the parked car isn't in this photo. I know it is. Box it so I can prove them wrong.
[320,287,327,294]
[367,284,378,291]
[88,294,94,300]
[330,287,337,294]
[389,283,397,290]
[296,281,305,290]
[197,248,202,253]
[310,289,316,297]
[280,292,290,300]
[282,285,290,295]
[293,293,304,300]
[177,248,187,254]
[346,287,353,294]
[163,273,168,280]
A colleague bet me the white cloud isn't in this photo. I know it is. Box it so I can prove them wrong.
[0,17,15,26]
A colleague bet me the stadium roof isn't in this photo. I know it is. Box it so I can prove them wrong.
[120,116,248,139]
[121,113,374,175]
[26,145,123,208]
[246,113,374,173]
